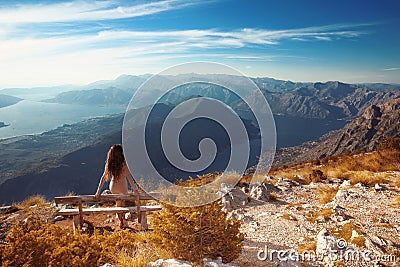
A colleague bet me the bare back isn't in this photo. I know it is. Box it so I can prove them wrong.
[109,163,130,194]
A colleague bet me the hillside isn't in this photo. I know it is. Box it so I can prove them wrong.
[0,94,22,108]
[1,146,399,267]
[44,87,132,106]
[0,114,123,185]
[274,97,400,166]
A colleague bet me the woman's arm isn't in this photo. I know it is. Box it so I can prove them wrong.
[126,166,139,197]
[94,168,107,199]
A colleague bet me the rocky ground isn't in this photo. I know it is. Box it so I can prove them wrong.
[229,173,400,267]
[1,172,399,267]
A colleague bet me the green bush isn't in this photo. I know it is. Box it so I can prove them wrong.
[151,201,244,264]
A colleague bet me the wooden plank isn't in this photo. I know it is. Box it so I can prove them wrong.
[57,205,161,216]
[77,200,83,225]
[54,192,160,204]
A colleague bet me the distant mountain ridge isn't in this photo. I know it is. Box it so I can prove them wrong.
[44,87,132,106]
[43,75,400,120]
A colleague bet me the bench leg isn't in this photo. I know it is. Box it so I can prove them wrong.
[139,211,148,230]
[73,215,81,233]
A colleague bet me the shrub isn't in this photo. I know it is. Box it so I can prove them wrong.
[151,201,244,264]
[378,137,400,151]
[1,217,138,267]
[16,194,47,209]
[317,185,338,204]
[305,170,326,184]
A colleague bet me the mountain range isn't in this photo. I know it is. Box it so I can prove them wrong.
[0,74,399,204]
[40,76,400,121]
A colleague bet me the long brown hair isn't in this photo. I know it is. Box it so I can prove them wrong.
[105,144,125,181]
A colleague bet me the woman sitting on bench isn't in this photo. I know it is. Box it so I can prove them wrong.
[95,144,138,228]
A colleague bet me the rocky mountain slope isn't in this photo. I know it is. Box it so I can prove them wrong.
[275,97,400,166]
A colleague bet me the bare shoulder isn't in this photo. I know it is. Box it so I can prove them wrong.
[123,162,130,174]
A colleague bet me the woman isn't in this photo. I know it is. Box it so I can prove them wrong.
[95,144,138,228]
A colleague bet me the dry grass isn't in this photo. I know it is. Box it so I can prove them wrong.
[351,236,366,247]
[110,232,168,267]
[16,195,47,209]
[281,213,297,221]
[304,169,327,184]
[330,222,363,243]
[316,186,338,204]
[349,170,390,186]
[269,191,278,202]
[305,207,333,223]
[269,145,400,187]
[297,242,316,254]
[395,196,400,205]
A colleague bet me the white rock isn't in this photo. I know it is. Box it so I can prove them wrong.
[333,189,349,203]
[203,257,239,267]
[149,259,193,267]
[53,215,65,222]
[332,204,346,216]
[125,212,132,220]
[308,182,317,188]
[301,204,312,209]
[339,180,351,189]
[100,264,115,267]
[316,215,325,223]
[350,230,359,240]
[354,183,366,189]
[374,183,385,191]
[217,183,234,196]
[316,229,337,256]
[249,182,269,201]
[0,206,17,214]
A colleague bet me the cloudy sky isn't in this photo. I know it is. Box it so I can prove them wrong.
[0,0,399,87]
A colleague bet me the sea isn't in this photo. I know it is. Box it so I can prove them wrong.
[0,100,347,147]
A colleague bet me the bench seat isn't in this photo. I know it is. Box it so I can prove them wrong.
[54,193,161,231]
[57,205,161,216]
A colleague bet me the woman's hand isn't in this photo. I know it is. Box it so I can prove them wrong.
[94,192,101,200]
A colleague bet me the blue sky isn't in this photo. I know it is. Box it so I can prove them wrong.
[0,0,399,87]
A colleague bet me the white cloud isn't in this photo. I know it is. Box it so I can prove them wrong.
[0,0,372,87]
[383,67,400,71]
[0,0,198,24]
[315,36,332,41]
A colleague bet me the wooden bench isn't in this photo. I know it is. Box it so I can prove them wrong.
[54,192,161,231]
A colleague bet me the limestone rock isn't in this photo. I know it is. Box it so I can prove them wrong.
[149,259,192,267]
[249,182,270,201]
[316,228,337,256]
